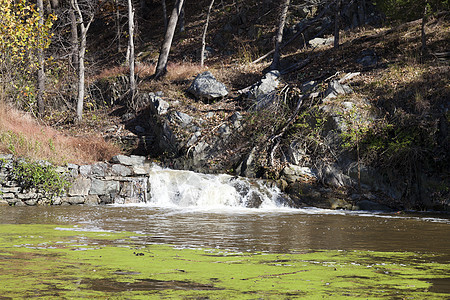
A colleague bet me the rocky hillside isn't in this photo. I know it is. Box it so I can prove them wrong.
[1,0,449,211]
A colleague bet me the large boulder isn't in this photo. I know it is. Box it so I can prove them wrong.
[187,71,228,100]
[308,37,334,48]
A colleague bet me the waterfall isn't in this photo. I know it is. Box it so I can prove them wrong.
[146,165,290,208]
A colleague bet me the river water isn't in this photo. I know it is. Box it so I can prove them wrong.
[1,205,449,257]
[1,167,449,296]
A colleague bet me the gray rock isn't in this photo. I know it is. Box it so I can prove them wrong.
[84,195,100,206]
[248,70,280,101]
[151,97,169,115]
[111,155,145,166]
[319,164,354,188]
[25,199,37,206]
[79,165,92,176]
[17,192,37,200]
[309,37,334,47]
[187,71,228,100]
[130,155,146,165]
[1,193,15,199]
[111,164,132,176]
[132,165,148,175]
[67,163,79,170]
[90,179,119,195]
[91,162,108,176]
[192,141,209,166]
[52,197,62,205]
[14,201,26,207]
[324,80,353,100]
[282,164,317,183]
[6,198,20,204]
[174,111,193,127]
[0,199,9,206]
[68,177,91,196]
[1,187,20,193]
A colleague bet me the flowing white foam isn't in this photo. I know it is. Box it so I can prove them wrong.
[146,165,288,209]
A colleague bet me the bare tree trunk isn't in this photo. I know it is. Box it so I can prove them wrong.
[115,0,121,53]
[178,3,185,33]
[270,0,290,70]
[154,0,185,79]
[162,0,168,32]
[201,0,215,67]
[72,0,94,122]
[37,0,45,116]
[69,9,79,72]
[128,0,136,100]
[334,0,341,49]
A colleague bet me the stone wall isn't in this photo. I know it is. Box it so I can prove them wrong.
[0,154,151,206]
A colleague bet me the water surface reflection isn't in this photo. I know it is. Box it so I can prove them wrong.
[1,206,449,257]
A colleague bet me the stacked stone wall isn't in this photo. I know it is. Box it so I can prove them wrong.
[0,154,151,206]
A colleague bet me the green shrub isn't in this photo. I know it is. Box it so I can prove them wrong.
[10,160,70,197]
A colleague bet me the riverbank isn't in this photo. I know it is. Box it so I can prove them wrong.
[1,10,448,211]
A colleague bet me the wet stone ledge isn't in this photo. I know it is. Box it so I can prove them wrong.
[0,154,150,206]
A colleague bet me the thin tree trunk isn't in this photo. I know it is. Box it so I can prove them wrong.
[72,0,93,122]
[77,31,86,122]
[154,0,185,79]
[115,0,121,53]
[128,0,136,100]
[69,9,79,72]
[334,0,341,49]
[162,0,168,32]
[179,3,185,33]
[270,0,290,70]
[201,0,215,67]
[37,0,45,116]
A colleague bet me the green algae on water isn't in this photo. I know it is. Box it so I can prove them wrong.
[0,224,449,299]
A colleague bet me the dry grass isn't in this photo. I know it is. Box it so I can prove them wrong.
[0,101,120,165]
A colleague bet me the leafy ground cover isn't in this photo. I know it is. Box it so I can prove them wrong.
[0,224,448,299]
